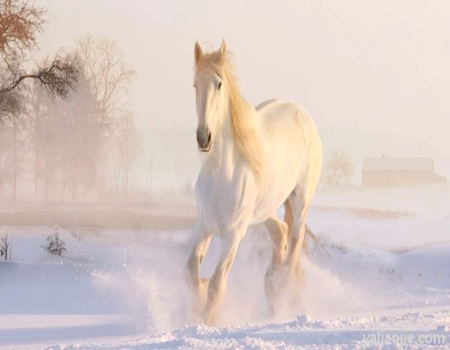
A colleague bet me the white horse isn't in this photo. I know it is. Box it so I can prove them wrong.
[186,40,322,325]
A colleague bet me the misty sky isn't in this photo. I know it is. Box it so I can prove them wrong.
[36,0,450,182]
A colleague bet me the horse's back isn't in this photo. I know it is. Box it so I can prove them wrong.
[255,99,280,111]
[256,99,319,145]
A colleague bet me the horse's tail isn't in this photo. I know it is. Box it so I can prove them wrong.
[303,225,330,257]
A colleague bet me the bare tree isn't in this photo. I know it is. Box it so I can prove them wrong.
[113,111,140,199]
[25,80,48,199]
[75,36,136,194]
[60,75,100,201]
[0,95,27,199]
[0,0,44,62]
[0,233,10,260]
[75,36,135,139]
[0,26,136,201]
[0,0,79,200]
[26,73,99,202]
[0,0,79,115]
[0,116,13,195]
[324,150,354,187]
[25,60,85,202]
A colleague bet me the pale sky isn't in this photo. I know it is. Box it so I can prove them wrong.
[36,0,450,184]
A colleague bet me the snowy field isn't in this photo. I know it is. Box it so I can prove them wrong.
[0,185,449,349]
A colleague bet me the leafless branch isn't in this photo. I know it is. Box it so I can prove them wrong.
[0,0,45,64]
[0,54,79,115]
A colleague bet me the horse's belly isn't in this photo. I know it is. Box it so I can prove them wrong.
[251,161,302,224]
[251,179,297,224]
[251,134,305,223]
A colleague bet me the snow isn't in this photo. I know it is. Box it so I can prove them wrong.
[0,186,449,349]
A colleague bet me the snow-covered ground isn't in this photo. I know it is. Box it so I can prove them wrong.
[0,185,449,349]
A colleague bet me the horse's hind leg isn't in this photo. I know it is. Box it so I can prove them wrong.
[285,160,321,280]
[285,190,310,280]
[264,213,289,312]
[185,225,213,315]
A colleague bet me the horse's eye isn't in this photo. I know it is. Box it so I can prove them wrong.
[217,81,222,90]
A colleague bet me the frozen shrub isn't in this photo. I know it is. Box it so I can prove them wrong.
[324,150,354,187]
[0,234,10,261]
[47,230,66,256]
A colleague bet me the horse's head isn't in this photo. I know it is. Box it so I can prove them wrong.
[193,40,228,153]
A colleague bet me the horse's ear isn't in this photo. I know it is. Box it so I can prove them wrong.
[219,39,227,56]
[194,41,203,64]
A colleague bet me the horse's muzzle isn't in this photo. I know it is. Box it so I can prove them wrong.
[197,128,212,152]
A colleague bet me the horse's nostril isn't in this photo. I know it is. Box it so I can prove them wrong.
[207,132,211,143]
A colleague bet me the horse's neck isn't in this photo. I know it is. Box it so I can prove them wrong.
[207,110,236,174]
[207,101,260,178]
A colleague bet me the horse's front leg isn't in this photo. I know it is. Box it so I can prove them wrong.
[185,223,213,317]
[203,226,246,325]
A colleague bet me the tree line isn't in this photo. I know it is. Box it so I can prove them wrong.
[0,0,140,202]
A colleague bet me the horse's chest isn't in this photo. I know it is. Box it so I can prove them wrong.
[195,167,255,233]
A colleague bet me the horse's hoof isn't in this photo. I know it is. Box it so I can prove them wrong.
[203,307,219,326]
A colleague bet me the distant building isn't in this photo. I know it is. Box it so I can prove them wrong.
[362,157,446,187]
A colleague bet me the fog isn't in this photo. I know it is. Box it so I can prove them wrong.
[29,0,448,192]
[1,0,449,201]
